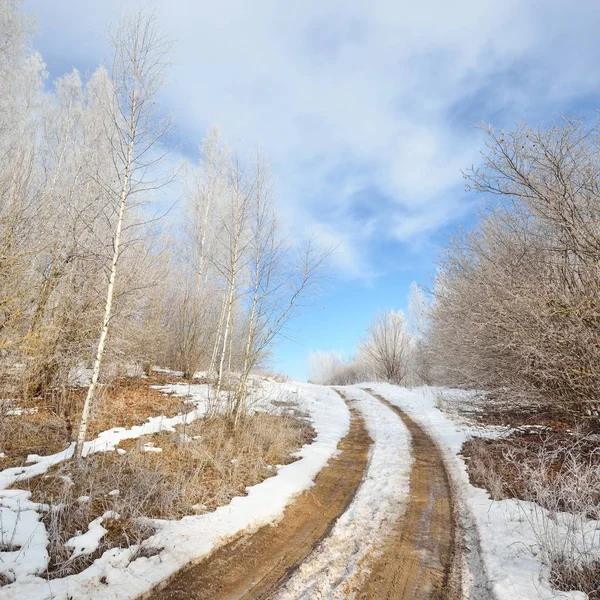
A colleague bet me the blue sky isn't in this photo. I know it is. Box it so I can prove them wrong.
[24,0,600,380]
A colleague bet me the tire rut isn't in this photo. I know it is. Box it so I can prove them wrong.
[146,404,372,600]
[358,389,462,600]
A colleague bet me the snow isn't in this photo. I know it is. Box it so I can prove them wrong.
[151,366,183,377]
[141,442,162,453]
[364,384,597,600]
[6,407,38,416]
[275,386,413,599]
[66,512,119,559]
[0,490,49,582]
[0,380,351,599]
[2,376,592,599]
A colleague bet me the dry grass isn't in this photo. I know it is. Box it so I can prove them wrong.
[463,431,600,599]
[550,557,600,600]
[0,375,186,467]
[64,374,188,437]
[463,431,600,508]
[15,411,314,579]
[0,409,71,468]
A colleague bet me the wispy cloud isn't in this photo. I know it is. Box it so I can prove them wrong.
[27,0,600,277]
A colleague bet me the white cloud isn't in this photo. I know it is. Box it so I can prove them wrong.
[26,0,600,276]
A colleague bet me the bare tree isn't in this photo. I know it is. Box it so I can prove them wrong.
[76,12,173,455]
[360,310,412,385]
[427,117,600,415]
[406,282,432,385]
[308,350,371,385]
[210,156,252,403]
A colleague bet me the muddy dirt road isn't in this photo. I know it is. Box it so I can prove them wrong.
[147,389,462,600]
[358,389,462,600]
[149,405,372,600]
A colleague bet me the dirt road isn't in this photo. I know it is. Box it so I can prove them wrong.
[358,389,462,599]
[147,389,462,600]
[148,404,372,600]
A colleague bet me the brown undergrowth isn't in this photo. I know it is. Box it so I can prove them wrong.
[0,374,186,468]
[462,427,600,599]
[11,411,314,580]
[462,430,600,507]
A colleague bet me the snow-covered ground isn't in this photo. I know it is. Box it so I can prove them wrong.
[0,380,349,600]
[2,378,596,600]
[275,386,412,599]
[365,383,599,600]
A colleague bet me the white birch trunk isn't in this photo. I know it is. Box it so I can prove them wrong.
[76,91,136,457]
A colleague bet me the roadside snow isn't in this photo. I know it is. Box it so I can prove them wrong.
[0,381,350,600]
[275,386,412,599]
[365,383,595,600]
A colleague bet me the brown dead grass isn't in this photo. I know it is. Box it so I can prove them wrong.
[462,431,600,507]
[15,412,314,580]
[0,375,186,467]
[0,410,71,468]
[66,374,188,437]
[550,557,600,600]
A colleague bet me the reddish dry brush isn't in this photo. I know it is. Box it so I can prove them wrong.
[463,429,600,599]
[0,375,186,467]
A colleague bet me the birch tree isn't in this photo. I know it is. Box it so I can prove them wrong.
[231,156,329,421]
[175,128,229,378]
[76,12,173,455]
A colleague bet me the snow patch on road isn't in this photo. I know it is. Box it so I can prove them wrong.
[275,386,412,600]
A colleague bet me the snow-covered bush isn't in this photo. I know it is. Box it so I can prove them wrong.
[427,119,600,416]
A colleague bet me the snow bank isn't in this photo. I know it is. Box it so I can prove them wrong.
[0,381,350,600]
[365,383,595,600]
[66,511,119,559]
[275,386,412,599]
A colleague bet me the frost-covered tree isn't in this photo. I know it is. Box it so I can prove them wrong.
[359,310,412,385]
[76,11,173,454]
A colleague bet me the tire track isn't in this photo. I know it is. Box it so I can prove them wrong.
[358,388,462,600]
[146,404,372,600]
[274,387,412,599]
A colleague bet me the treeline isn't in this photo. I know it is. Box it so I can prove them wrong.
[308,284,429,386]
[0,1,324,444]
[428,119,600,415]
[313,118,600,417]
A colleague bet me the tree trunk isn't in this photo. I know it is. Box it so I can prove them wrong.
[75,91,136,457]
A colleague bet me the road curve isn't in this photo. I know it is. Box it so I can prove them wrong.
[146,404,372,600]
